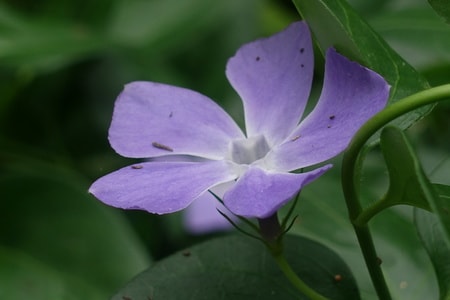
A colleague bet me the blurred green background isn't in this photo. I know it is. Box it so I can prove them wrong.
[1,0,449,299]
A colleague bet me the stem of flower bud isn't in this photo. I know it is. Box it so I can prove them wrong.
[258,213,329,300]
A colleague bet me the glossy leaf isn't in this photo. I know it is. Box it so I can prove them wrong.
[0,162,150,296]
[414,208,450,299]
[428,0,450,23]
[112,234,360,300]
[293,0,432,134]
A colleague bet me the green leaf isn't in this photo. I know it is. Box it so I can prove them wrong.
[379,127,450,246]
[0,3,106,72]
[0,161,150,296]
[414,208,450,299]
[428,0,450,24]
[432,184,450,244]
[108,0,215,46]
[0,246,103,300]
[112,234,360,300]
[379,126,432,211]
[369,8,450,69]
[293,0,432,134]
[107,0,259,51]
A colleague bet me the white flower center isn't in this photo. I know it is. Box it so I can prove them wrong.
[229,135,270,165]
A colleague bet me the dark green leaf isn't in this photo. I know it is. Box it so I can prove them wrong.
[112,234,359,300]
[428,0,450,23]
[0,3,106,72]
[108,0,217,46]
[0,162,150,295]
[293,0,432,134]
[0,246,103,300]
[414,208,450,299]
[107,0,259,52]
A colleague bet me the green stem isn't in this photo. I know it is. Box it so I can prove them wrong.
[342,83,450,300]
[353,195,392,227]
[258,214,329,299]
[345,84,450,182]
[258,213,282,247]
[273,253,329,300]
[352,226,389,299]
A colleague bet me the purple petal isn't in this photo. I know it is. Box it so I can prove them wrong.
[266,48,390,171]
[109,82,244,159]
[89,160,237,214]
[223,165,331,218]
[226,21,314,145]
[183,182,236,234]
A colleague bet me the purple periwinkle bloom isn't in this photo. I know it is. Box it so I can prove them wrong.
[89,21,389,221]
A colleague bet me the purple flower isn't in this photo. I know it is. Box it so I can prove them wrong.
[89,21,389,221]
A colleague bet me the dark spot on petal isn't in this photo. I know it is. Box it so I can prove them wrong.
[169,111,173,118]
[329,115,335,120]
[300,64,304,68]
[152,142,173,152]
[291,135,301,141]
[182,250,191,257]
[334,274,342,283]
[131,165,143,169]
[327,125,331,128]
[300,48,305,53]
[256,56,260,61]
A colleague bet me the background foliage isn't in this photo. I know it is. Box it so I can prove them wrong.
[1,0,449,299]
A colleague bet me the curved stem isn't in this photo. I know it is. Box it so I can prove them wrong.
[341,83,450,299]
[343,84,450,219]
[353,195,392,227]
[273,253,329,300]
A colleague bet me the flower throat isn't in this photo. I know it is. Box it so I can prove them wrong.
[229,135,270,165]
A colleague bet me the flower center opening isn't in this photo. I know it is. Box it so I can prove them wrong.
[229,135,270,165]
